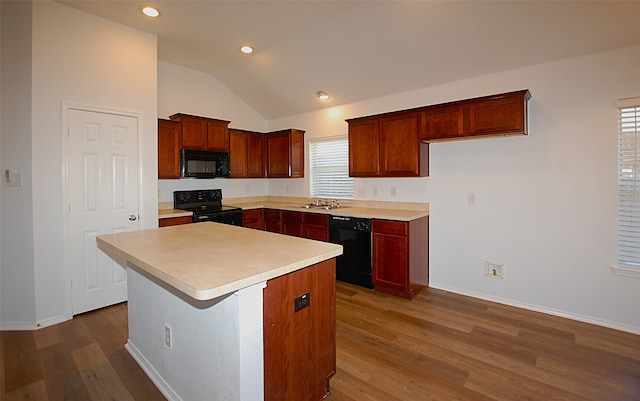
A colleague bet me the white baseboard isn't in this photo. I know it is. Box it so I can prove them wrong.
[125,340,183,401]
[0,314,70,331]
[429,282,640,335]
[0,321,38,331]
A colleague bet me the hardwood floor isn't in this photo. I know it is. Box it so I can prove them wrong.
[2,282,639,401]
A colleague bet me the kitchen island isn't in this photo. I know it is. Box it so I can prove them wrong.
[97,222,342,401]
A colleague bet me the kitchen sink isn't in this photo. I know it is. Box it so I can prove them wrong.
[289,204,348,210]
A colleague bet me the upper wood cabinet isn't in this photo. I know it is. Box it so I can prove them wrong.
[347,112,429,177]
[467,91,529,137]
[379,112,429,177]
[348,117,379,177]
[420,90,531,142]
[229,129,248,178]
[420,103,464,141]
[247,132,266,177]
[169,113,230,151]
[347,90,530,177]
[158,118,181,179]
[266,129,305,178]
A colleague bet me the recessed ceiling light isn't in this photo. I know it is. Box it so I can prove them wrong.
[240,46,254,54]
[316,91,330,101]
[142,6,159,17]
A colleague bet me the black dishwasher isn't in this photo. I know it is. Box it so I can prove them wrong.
[329,216,373,289]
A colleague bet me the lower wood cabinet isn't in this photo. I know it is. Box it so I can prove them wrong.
[158,216,192,227]
[372,216,429,299]
[264,209,283,233]
[282,211,304,237]
[279,211,329,241]
[304,213,329,241]
[263,259,336,401]
[242,209,264,230]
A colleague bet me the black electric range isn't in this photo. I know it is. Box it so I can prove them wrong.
[174,189,243,226]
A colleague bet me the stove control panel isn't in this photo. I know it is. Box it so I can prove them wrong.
[174,189,223,208]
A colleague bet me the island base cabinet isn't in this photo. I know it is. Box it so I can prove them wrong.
[263,259,336,401]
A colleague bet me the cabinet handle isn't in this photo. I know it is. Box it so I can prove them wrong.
[129,214,138,221]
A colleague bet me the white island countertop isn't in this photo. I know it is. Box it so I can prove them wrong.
[97,222,343,301]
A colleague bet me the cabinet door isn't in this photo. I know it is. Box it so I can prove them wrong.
[348,118,379,177]
[158,119,181,179]
[282,211,304,237]
[379,112,421,176]
[206,119,230,151]
[372,220,409,296]
[264,209,282,233]
[304,213,329,241]
[158,216,191,227]
[468,92,527,137]
[242,209,264,230]
[266,132,291,178]
[247,133,266,177]
[229,129,248,178]
[180,117,207,150]
[289,129,305,178]
[421,104,464,141]
[263,259,336,401]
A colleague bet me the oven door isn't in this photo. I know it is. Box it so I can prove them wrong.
[193,210,243,226]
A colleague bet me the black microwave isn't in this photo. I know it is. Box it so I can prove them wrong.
[180,149,231,178]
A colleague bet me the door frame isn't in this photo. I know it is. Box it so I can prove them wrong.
[61,101,143,319]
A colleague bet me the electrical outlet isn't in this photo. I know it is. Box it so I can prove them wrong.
[390,186,397,197]
[294,292,310,312]
[373,187,379,197]
[485,262,504,279]
[164,324,172,348]
[468,192,477,204]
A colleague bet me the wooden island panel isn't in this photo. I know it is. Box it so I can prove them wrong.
[263,259,336,401]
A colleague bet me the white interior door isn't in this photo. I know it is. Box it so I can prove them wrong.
[67,108,139,315]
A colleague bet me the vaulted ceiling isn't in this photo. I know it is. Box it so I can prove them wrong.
[58,1,640,120]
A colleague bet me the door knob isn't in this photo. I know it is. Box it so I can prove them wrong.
[129,214,137,221]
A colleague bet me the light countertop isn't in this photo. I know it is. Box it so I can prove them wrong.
[158,208,192,219]
[158,198,429,222]
[97,222,343,301]
[227,200,428,221]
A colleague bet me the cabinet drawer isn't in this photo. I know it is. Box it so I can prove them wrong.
[159,216,192,227]
[372,219,408,236]
[282,211,304,222]
[264,209,282,221]
[304,213,328,227]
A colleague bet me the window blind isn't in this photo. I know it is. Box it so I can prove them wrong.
[309,138,354,199]
[617,98,640,268]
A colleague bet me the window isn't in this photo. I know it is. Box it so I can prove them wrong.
[616,97,640,277]
[309,137,354,199]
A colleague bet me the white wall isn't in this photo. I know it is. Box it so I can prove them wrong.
[30,1,158,326]
[0,1,36,327]
[157,61,270,201]
[269,45,640,333]
[0,1,158,329]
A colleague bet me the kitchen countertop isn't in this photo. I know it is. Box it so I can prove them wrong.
[227,200,429,221]
[157,198,429,221]
[97,222,342,301]
[158,208,192,219]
